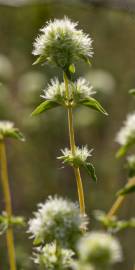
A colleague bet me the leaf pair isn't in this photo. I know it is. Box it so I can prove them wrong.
[31,97,108,117]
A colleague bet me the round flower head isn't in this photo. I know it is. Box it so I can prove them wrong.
[33,17,93,70]
[28,196,88,249]
[33,242,74,270]
[41,77,94,106]
[116,113,135,146]
[77,232,122,268]
[59,146,93,166]
[0,121,24,141]
[58,146,97,182]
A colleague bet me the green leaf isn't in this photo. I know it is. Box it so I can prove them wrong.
[129,89,135,96]
[33,236,42,246]
[79,98,108,116]
[31,100,59,116]
[33,55,47,65]
[7,129,25,142]
[84,162,97,182]
[116,145,128,158]
[117,183,135,196]
[69,64,75,73]
[116,140,135,158]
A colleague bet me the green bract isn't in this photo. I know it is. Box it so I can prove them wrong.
[58,146,97,182]
[33,242,74,270]
[31,78,107,116]
[33,17,93,71]
[0,121,25,141]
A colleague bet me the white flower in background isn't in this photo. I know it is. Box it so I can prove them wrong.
[77,231,122,268]
[41,78,94,105]
[28,196,88,248]
[116,113,135,146]
[0,120,24,141]
[33,17,93,69]
[0,121,14,134]
[33,242,74,270]
[127,155,135,166]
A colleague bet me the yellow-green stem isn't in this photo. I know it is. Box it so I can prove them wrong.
[107,177,135,218]
[0,141,16,270]
[63,72,85,214]
[107,196,124,218]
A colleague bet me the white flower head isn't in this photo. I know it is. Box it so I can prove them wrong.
[41,78,94,106]
[58,146,97,182]
[33,242,74,270]
[74,78,95,100]
[33,17,93,69]
[77,231,122,268]
[41,78,66,103]
[28,196,88,249]
[0,120,25,141]
[60,145,93,164]
[0,121,14,134]
[116,113,135,146]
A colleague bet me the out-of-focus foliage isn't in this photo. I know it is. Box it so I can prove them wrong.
[0,1,135,269]
[94,210,135,233]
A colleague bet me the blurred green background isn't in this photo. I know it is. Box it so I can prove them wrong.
[0,1,135,269]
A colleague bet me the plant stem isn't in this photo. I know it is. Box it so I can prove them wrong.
[63,72,85,214]
[0,141,16,270]
[107,177,135,218]
[107,196,124,218]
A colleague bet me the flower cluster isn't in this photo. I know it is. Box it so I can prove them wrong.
[41,77,94,106]
[28,196,88,249]
[116,112,135,157]
[116,113,135,147]
[0,121,24,141]
[58,146,92,166]
[33,17,93,69]
[58,146,97,182]
[33,242,74,270]
[77,231,122,268]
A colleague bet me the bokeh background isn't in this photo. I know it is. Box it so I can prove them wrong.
[0,0,135,269]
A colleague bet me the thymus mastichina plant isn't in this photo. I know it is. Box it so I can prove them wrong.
[0,120,25,270]
[31,17,108,215]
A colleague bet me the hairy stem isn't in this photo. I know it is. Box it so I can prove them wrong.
[63,72,85,214]
[107,177,135,217]
[0,141,16,270]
